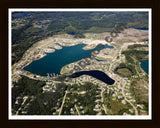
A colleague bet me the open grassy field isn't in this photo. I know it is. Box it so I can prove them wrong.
[110,100,124,114]
[117,68,133,77]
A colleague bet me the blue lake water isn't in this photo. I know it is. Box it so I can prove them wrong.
[140,59,149,74]
[135,28,149,30]
[68,33,76,35]
[13,14,29,18]
[24,43,113,76]
[70,70,115,85]
[135,27,149,74]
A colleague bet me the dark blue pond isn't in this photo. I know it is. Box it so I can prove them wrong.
[68,33,76,35]
[140,59,149,74]
[69,70,115,85]
[13,14,29,18]
[135,28,148,30]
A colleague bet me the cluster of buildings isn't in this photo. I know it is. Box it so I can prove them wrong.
[14,95,35,115]
[42,83,55,93]
[17,61,29,69]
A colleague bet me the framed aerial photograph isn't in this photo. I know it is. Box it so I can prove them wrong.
[9,8,152,120]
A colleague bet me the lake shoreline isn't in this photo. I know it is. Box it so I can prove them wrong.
[23,43,115,76]
[12,28,149,82]
[140,59,149,74]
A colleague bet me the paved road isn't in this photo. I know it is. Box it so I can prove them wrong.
[59,90,67,115]
[121,80,138,115]
[100,87,107,114]
[102,104,107,114]
[16,97,28,115]
[108,46,138,115]
[109,47,123,73]
[75,104,80,115]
